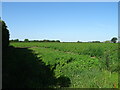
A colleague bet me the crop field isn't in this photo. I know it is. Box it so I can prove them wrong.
[10,42,118,88]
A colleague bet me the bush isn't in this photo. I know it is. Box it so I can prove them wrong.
[1,20,10,50]
[24,39,29,42]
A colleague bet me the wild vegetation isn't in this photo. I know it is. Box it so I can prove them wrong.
[2,20,119,88]
[10,42,118,88]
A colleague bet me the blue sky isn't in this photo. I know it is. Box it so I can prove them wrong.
[2,2,118,42]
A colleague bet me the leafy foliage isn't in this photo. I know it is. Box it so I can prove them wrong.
[10,42,118,88]
[111,37,117,43]
[24,39,29,42]
[3,47,71,88]
[1,20,10,49]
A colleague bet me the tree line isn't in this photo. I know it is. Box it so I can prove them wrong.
[10,38,118,43]
[1,19,118,49]
[10,39,60,42]
[77,38,118,43]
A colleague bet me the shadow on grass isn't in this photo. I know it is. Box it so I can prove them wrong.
[2,46,71,89]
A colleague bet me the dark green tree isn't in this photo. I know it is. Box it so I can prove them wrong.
[24,39,29,42]
[77,41,82,43]
[92,41,100,43]
[56,40,60,42]
[77,41,80,43]
[14,39,19,42]
[51,40,55,42]
[1,20,10,49]
[111,37,117,43]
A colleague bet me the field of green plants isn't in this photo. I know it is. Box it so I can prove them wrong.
[10,42,118,88]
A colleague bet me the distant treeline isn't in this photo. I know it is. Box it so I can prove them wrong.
[77,41,101,43]
[10,39,115,43]
[1,19,117,44]
[10,39,60,42]
[10,39,119,43]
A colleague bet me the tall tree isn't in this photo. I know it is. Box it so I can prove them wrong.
[14,39,19,42]
[1,20,10,49]
[24,39,29,42]
[111,37,117,43]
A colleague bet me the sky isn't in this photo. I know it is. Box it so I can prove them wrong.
[2,2,118,42]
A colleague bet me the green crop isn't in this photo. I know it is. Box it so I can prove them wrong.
[10,42,118,88]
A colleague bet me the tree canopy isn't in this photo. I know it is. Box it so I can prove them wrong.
[24,39,29,42]
[111,37,117,43]
[1,20,10,49]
